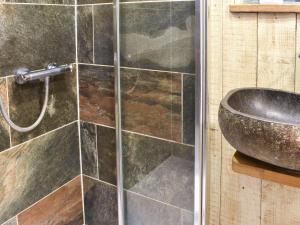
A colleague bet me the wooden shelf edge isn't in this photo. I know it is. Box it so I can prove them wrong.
[230,4,300,13]
[232,151,300,188]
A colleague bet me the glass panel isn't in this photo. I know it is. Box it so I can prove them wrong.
[119,1,196,224]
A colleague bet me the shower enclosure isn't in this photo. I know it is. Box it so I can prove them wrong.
[113,0,207,224]
[0,0,206,224]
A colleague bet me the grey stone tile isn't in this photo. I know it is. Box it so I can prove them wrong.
[0,123,80,224]
[2,217,17,225]
[0,78,10,152]
[130,155,194,211]
[77,6,93,64]
[123,132,173,189]
[79,65,115,126]
[18,176,83,225]
[123,130,194,210]
[97,125,116,185]
[94,5,113,65]
[80,65,183,142]
[183,75,195,145]
[181,210,194,225]
[0,4,75,77]
[121,68,182,142]
[83,176,118,225]
[81,122,98,179]
[120,2,195,73]
[9,65,78,145]
[86,125,194,211]
[125,191,181,225]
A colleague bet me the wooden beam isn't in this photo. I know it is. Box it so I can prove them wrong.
[230,4,300,13]
[233,152,300,189]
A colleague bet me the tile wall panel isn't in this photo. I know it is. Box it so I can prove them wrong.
[8,67,78,145]
[18,176,83,225]
[0,123,80,224]
[83,176,118,225]
[0,4,75,77]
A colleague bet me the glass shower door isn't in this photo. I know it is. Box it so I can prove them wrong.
[116,1,197,224]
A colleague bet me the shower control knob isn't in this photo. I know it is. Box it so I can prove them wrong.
[15,67,30,85]
[46,63,58,70]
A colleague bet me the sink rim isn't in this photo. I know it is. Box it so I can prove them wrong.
[221,87,300,126]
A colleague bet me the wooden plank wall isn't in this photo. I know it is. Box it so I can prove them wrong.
[208,1,300,225]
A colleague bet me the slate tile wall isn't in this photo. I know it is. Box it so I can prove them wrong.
[0,2,81,225]
[78,0,195,224]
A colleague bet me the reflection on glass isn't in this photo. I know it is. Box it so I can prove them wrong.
[120,1,196,225]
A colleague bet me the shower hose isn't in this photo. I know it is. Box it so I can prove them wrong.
[0,77,49,133]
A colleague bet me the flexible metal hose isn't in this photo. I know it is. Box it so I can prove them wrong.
[0,77,49,132]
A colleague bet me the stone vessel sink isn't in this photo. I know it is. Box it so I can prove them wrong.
[219,88,300,171]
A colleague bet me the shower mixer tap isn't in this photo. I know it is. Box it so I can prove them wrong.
[15,63,72,84]
[0,63,72,133]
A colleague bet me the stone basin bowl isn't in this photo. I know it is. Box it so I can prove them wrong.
[219,88,300,171]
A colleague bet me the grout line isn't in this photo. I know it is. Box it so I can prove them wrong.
[5,77,12,148]
[80,120,115,129]
[180,209,184,225]
[95,123,100,179]
[126,189,190,212]
[0,175,81,225]
[75,0,82,181]
[74,2,86,224]
[80,120,195,147]
[121,66,195,76]
[13,175,81,221]
[82,175,194,213]
[77,2,113,6]
[78,63,114,67]
[2,74,15,79]
[0,2,75,6]
[83,174,117,188]
[0,217,18,225]
[121,129,194,148]
[80,174,86,224]
[76,0,194,6]
[0,120,78,156]
[77,62,196,76]
[171,67,174,141]
[181,73,184,143]
[92,5,95,64]
[0,1,195,7]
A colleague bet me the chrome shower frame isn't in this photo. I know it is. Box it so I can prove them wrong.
[112,0,208,223]
[195,0,208,223]
[113,0,125,225]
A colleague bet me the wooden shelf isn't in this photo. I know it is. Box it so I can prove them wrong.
[232,151,300,188]
[230,4,300,13]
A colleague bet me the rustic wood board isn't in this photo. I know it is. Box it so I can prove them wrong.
[232,152,300,189]
[207,0,223,222]
[220,1,261,224]
[230,4,300,13]
[256,13,300,225]
[209,0,300,224]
